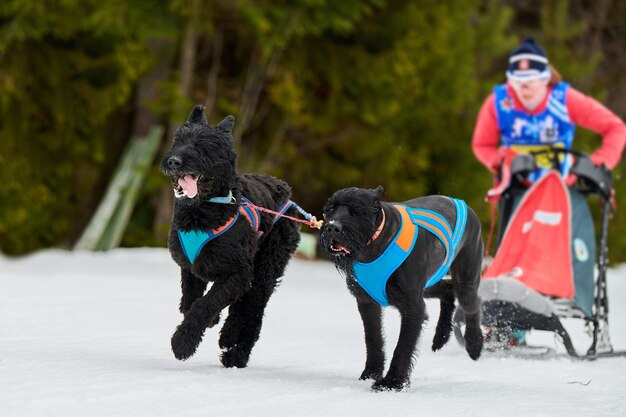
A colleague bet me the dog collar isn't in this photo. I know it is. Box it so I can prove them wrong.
[367,209,386,245]
[208,190,236,204]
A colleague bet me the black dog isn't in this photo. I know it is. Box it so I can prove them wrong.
[320,186,483,391]
[162,105,300,368]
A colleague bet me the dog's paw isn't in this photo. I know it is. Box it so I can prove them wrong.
[359,368,383,381]
[465,336,483,360]
[432,330,451,352]
[220,346,250,368]
[464,326,483,360]
[218,323,240,350]
[371,376,409,392]
[171,323,203,361]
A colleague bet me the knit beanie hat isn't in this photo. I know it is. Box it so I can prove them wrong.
[506,37,551,81]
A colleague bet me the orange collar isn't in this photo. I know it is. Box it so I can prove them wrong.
[367,209,386,245]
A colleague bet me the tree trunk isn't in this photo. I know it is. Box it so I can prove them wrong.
[232,11,301,149]
[132,38,175,137]
[204,29,223,119]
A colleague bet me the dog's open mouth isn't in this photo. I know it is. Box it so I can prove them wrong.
[173,174,202,199]
[330,241,351,255]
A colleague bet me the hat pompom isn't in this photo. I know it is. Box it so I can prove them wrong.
[523,36,537,44]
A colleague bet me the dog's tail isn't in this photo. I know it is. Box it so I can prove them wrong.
[424,280,456,352]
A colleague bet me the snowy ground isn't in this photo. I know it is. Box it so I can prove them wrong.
[1,248,626,417]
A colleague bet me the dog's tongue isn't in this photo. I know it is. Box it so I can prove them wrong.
[178,175,198,198]
[333,243,351,254]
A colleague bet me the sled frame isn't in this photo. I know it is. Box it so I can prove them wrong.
[455,149,626,359]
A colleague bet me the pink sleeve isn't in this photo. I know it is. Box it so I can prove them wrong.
[566,87,626,169]
[471,94,508,173]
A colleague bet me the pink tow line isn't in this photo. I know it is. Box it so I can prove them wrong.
[242,201,323,229]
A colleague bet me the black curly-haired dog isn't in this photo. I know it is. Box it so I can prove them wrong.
[320,186,483,391]
[162,105,300,368]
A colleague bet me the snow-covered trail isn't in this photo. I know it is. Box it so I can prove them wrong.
[1,249,626,417]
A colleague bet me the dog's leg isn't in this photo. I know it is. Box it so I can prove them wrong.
[219,219,300,368]
[171,268,253,361]
[451,227,484,360]
[218,276,278,368]
[179,268,208,315]
[457,285,483,361]
[356,299,385,381]
[372,299,426,392]
[461,303,483,360]
[424,280,456,351]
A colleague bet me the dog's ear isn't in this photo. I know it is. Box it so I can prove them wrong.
[371,185,384,210]
[187,105,207,124]
[217,115,235,133]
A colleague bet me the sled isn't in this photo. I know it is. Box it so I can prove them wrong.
[453,148,626,360]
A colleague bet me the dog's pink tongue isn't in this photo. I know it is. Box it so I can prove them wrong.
[178,175,198,198]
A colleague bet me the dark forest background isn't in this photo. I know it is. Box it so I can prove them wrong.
[2,0,626,260]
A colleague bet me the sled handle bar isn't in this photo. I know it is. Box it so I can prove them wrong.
[512,148,613,199]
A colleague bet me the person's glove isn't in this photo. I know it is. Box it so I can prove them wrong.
[490,147,512,174]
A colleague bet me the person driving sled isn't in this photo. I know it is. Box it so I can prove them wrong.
[470,37,626,346]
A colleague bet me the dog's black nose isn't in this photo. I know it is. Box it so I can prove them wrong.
[327,220,342,234]
[167,156,183,169]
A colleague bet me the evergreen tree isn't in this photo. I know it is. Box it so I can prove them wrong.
[2,0,625,263]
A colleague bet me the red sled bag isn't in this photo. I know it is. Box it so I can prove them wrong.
[483,171,574,299]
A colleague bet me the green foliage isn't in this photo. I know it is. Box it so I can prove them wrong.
[3,0,626,265]
[0,0,171,254]
[234,0,516,222]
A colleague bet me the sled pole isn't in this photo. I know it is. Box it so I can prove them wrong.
[597,198,611,321]
[588,198,613,356]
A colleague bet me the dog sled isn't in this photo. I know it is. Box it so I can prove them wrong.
[453,148,626,360]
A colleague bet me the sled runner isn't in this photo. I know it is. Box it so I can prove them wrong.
[453,148,626,360]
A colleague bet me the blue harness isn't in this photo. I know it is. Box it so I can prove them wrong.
[177,212,241,264]
[352,198,468,307]
[177,197,299,264]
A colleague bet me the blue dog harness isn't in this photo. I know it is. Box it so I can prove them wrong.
[352,198,468,306]
[177,211,242,264]
[177,196,300,264]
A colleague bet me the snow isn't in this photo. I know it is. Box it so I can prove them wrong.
[1,248,626,416]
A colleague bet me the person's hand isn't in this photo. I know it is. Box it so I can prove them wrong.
[589,153,606,168]
[565,173,577,186]
[568,155,607,187]
[491,147,514,173]
[565,152,577,186]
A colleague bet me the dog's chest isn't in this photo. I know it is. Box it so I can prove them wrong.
[169,223,257,279]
